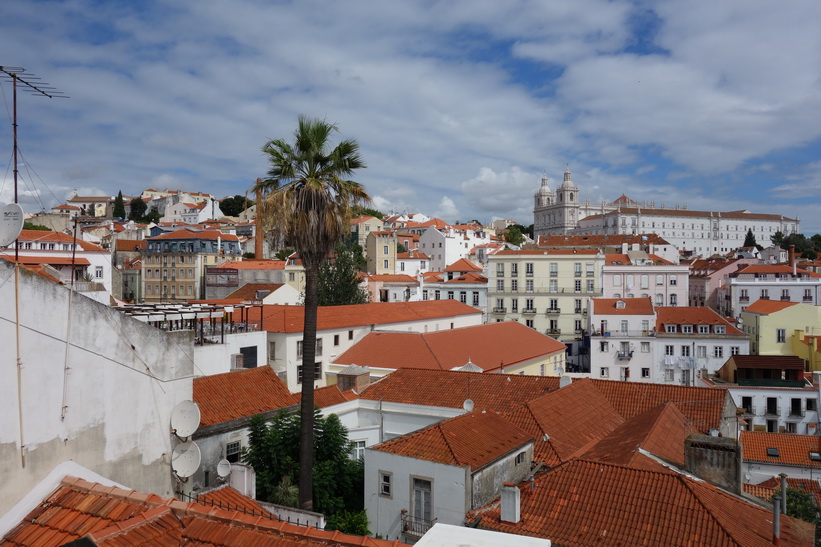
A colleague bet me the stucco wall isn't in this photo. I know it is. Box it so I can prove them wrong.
[0,261,193,516]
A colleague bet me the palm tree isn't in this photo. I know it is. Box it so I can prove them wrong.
[256,115,369,511]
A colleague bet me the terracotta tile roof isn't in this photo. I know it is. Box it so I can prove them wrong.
[404,218,450,229]
[148,229,240,241]
[365,274,417,283]
[372,411,532,470]
[504,380,624,465]
[591,297,654,315]
[0,259,63,283]
[335,322,566,373]
[2,476,403,546]
[12,256,91,266]
[114,239,144,252]
[396,251,428,260]
[421,271,441,282]
[744,299,801,314]
[745,477,821,507]
[468,459,814,546]
[358,368,559,413]
[741,431,821,468]
[195,485,269,513]
[444,272,487,284]
[193,367,296,426]
[655,306,743,335]
[587,378,728,433]
[216,259,286,270]
[604,253,630,264]
[599,207,798,222]
[248,300,482,333]
[537,233,670,247]
[443,258,482,272]
[733,264,821,277]
[224,283,284,300]
[295,384,359,409]
[350,215,377,224]
[495,248,600,256]
[730,355,805,370]
[648,253,674,264]
[581,403,696,470]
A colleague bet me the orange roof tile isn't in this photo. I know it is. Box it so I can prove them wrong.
[604,253,631,264]
[358,368,559,413]
[591,297,654,315]
[2,477,403,547]
[743,299,801,314]
[733,264,821,277]
[13,256,92,266]
[444,272,487,284]
[149,229,240,241]
[741,431,821,468]
[396,251,429,260]
[537,233,671,247]
[193,367,296,426]
[365,274,417,283]
[655,306,743,334]
[335,322,566,373]
[294,384,358,409]
[745,477,821,507]
[114,239,145,252]
[224,283,284,300]
[495,248,600,256]
[216,259,286,270]
[17,229,107,252]
[468,459,814,546]
[373,411,532,469]
[248,300,482,333]
[443,258,482,272]
[350,215,377,224]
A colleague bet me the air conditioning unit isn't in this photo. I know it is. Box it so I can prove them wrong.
[230,353,244,371]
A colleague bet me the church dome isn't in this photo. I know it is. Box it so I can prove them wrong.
[560,167,577,190]
[535,174,553,197]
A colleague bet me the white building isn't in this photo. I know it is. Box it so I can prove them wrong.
[718,263,821,319]
[0,259,193,517]
[601,251,690,306]
[418,225,493,272]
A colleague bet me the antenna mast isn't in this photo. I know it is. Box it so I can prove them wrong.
[0,66,67,469]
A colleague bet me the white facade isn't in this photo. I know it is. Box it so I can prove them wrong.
[725,385,820,436]
[419,227,492,272]
[0,260,193,516]
[718,270,821,319]
[192,330,268,376]
[601,261,690,307]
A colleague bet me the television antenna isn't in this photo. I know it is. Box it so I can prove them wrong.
[1,66,66,470]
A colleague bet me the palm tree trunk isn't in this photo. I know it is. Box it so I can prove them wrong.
[298,262,319,511]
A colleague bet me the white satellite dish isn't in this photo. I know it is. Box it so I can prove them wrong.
[171,441,201,478]
[216,459,232,479]
[463,399,474,412]
[0,203,24,248]
[171,401,201,438]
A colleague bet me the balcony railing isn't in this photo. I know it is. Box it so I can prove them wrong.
[804,296,814,302]
[780,296,792,301]
[401,510,435,538]
[741,405,755,415]
[617,351,633,360]
[789,407,805,417]
[764,405,781,416]
[545,308,561,315]
[739,296,750,302]
[492,307,507,313]
[546,328,561,336]
[523,307,537,314]
[591,330,655,338]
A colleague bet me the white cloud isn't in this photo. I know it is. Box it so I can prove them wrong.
[433,196,460,222]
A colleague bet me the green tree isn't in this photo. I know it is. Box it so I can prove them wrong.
[771,488,821,546]
[353,206,384,219]
[23,221,50,231]
[771,231,785,248]
[504,225,525,246]
[128,197,147,221]
[275,248,295,261]
[744,228,757,248]
[244,410,366,533]
[318,244,369,306]
[144,206,161,224]
[255,116,369,511]
[221,194,254,217]
[397,242,407,254]
[113,191,126,219]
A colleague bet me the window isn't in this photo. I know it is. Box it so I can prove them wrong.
[383,245,388,255]
[226,441,241,463]
[549,279,558,292]
[316,338,323,356]
[656,274,664,286]
[497,279,505,291]
[549,263,558,276]
[641,368,650,378]
[334,334,340,346]
[511,299,518,313]
[777,329,786,343]
[447,291,454,300]
[640,341,650,353]
[297,362,322,383]
[472,292,479,306]
[574,280,581,292]
[600,341,609,352]
[666,324,677,333]
[511,263,518,276]
[730,346,740,355]
[289,272,295,282]
[670,275,677,286]
[351,440,366,461]
[435,290,441,300]
[697,345,707,358]
[682,324,692,333]
[549,299,558,311]
[575,319,582,332]
[459,291,466,304]
[95,266,103,278]
[525,319,534,329]
[713,346,723,358]
[761,289,769,300]
[669,294,677,306]
[640,275,649,289]
[575,299,583,313]
[665,345,674,356]
[586,280,594,292]
[741,396,753,413]
[496,263,504,276]
[600,367,609,378]
[613,274,622,286]
[379,471,392,497]
[620,320,628,333]
[681,345,690,357]
[348,330,354,340]
[511,279,518,292]
[525,263,534,276]
[586,263,594,277]
[525,298,534,311]
[526,280,534,292]
[655,294,664,306]
[412,478,432,522]
[383,259,389,269]
[808,399,818,412]
[515,451,527,465]
[698,325,709,334]
[422,289,428,300]
[574,263,582,277]
[665,369,674,382]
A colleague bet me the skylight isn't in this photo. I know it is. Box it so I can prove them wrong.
[809,452,821,462]
[767,447,780,458]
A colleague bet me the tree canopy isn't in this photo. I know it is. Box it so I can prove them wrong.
[318,244,369,306]
[255,115,369,511]
[113,191,126,219]
[244,410,367,534]
[221,194,253,217]
[128,197,147,221]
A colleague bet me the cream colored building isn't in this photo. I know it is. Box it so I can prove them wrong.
[350,215,384,250]
[366,231,397,274]
[487,249,603,343]
[740,300,821,360]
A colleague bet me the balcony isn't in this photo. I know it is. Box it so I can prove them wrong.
[789,407,805,418]
[617,351,633,360]
[492,307,507,313]
[550,271,558,277]
[546,328,561,336]
[574,308,582,314]
[780,296,792,301]
[739,296,749,302]
[401,510,435,538]
[763,405,781,416]
[591,330,655,338]
[804,296,814,302]
[545,308,561,315]
[523,307,537,314]
[740,405,755,415]
[574,272,582,277]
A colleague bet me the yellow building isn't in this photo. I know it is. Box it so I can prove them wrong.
[740,300,821,369]
[366,231,397,274]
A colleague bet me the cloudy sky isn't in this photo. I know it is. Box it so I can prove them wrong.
[2,0,820,233]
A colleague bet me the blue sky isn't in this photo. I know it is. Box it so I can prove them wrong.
[1,0,820,234]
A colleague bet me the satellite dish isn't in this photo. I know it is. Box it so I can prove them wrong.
[171,401,201,438]
[171,441,201,478]
[463,399,474,412]
[217,459,232,479]
[0,203,24,248]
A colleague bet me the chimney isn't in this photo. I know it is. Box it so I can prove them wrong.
[500,482,520,524]
[773,494,782,546]
[684,434,742,494]
[789,245,796,270]
[255,181,264,259]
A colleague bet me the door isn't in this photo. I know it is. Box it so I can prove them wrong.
[412,478,432,522]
